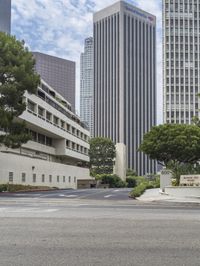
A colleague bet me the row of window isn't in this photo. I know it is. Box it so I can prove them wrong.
[166,87,199,93]
[166,53,199,59]
[66,140,88,155]
[166,69,198,75]
[166,61,198,67]
[166,78,199,84]
[9,172,76,184]
[27,100,89,142]
[165,36,198,42]
[166,19,199,27]
[38,86,88,130]
[166,111,198,118]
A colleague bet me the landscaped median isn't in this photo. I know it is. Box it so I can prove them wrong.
[0,184,56,193]
[129,176,160,198]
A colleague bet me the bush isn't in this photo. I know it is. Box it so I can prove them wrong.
[126,177,137,188]
[0,184,8,192]
[96,174,127,188]
[0,184,52,192]
[129,177,160,198]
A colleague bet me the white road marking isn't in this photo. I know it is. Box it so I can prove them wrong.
[65,195,77,198]
[104,195,114,198]
[114,190,120,192]
[0,208,7,212]
[0,207,58,213]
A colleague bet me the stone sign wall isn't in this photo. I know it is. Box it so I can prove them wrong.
[180,175,200,186]
[160,169,172,192]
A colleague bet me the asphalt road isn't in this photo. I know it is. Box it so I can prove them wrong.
[0,196,200,266]
[0,188,133,200]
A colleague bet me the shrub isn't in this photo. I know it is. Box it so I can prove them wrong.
[96,174,127,188]
[0,184,52,192]
[126,177,137,188]
[130,177,160,198]
[0,184,8,192]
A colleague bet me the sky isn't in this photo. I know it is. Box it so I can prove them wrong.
[11,0,163,124]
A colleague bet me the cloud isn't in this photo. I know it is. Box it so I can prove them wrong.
[12,0,162,123]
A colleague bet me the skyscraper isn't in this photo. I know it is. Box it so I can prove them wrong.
[163,0,199,124]
[0,0,11,34]
[33,52,76,111]
[94,1,157,175]
[80,37,94,136]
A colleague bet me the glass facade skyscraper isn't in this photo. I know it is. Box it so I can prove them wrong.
[94,1,157,175]
[0,0,11,34]
[163,0,200,124]
[80,37,94,136]
[33,52,76,111]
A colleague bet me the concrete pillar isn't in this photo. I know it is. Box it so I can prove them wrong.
[113,143,126,181]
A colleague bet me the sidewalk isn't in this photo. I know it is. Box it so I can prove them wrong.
[138,188,200,204]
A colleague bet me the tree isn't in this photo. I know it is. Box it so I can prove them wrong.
[89,137,116,176]
[139,124,200,166]
[0,32,40,148]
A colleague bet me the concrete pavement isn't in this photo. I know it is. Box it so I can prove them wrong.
[138,188,200,204]
[0,198,200,266]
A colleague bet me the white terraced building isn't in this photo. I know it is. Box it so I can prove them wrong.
[0,80,91,189]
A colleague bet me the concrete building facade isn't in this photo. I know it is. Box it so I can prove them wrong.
[0,80,91,189]
[0,0,11,34]
[94,1,157,175]
[33,52,76,111]
[80,37,94,136]
[163,0,200,124]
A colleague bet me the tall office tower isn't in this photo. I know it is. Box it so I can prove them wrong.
[33,52,76,111]
[94,1,157,175]
[0,0,11,34]
[80,37,94,136]
[163,0,199,124]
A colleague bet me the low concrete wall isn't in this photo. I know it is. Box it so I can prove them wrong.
[165,186,200,197]
[0,152,91,189]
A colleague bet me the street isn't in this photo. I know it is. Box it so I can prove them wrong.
[0,190,200,266]
[0,188,133,200]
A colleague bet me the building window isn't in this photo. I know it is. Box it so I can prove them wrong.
[49,175,52,183]
[63,176,65,182]
[33,174,36,183]
[27,100,36,112]
[46,111,52,121]
[74,177,76,183]
[38,133,45,145]
[38,106,45,117]
[57,176,59,182]
[69,176,71,183]
[9,172,13,182]
[42,174,45,183]
[53,116,59,125]
[46,136,52,147]
[61,120,65,129]
[22,173,26,183]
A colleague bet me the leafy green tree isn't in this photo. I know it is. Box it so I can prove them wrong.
[0,32,40,148]
[139,124,200,166]
[89,137,116,176]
